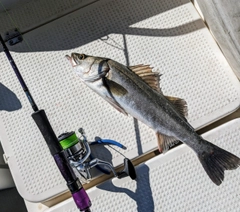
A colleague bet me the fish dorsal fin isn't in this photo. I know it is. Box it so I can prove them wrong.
[129,65,187,117]
[156,132,180,153]
[165,96,188,118]
[128,64,161,92]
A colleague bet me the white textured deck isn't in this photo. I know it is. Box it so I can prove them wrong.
[47,119,240,212]
[0,0,239,203]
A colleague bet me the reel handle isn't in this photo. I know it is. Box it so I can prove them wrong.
[117,158,137,180]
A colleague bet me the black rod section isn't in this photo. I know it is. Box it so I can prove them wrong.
[0,34,91,211]
[32,110,62,155]
[0,35,38,111]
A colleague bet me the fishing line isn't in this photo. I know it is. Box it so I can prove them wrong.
[88,139,127,158]
[107,144,126,158]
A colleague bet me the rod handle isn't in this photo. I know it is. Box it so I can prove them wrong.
[32,109,62,155]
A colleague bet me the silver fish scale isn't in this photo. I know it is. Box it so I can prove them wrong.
[0,0,240,203]
[127,13,239,127]
[47,119,240,212]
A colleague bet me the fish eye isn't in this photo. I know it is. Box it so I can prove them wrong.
[78,54,85,60]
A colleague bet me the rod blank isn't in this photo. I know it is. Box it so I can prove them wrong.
[0,35,38,111]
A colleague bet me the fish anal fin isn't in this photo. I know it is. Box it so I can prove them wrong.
[128,64,161,92]
[165,96,188,118]
[156,132,179,153]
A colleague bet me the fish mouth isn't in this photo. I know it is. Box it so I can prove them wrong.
[65,54,96,75]
[65,54,110,77]
[65,54,77,67]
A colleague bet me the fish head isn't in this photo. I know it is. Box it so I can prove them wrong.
[65,53,110,82]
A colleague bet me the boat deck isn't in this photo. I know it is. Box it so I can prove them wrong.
[0,0,239,211]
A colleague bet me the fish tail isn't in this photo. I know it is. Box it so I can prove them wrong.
[197,140,240,185]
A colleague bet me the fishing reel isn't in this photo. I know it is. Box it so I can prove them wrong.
[58,129,136,183]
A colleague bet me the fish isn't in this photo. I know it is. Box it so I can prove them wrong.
[66,53,240,185]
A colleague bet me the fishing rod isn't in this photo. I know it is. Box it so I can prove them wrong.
[0,34,136,211]
[0,34,91,211]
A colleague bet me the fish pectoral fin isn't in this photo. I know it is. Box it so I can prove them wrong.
[103,77,128,115]
[105,96,128,116]
[105,78,128,96]
[165,96,188,118]
[156,132,180,153]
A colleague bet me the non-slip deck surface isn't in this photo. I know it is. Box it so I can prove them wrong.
[47,119,240,212]
[0,0,239,202]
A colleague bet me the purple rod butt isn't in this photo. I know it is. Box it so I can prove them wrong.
[72,187,91,211]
